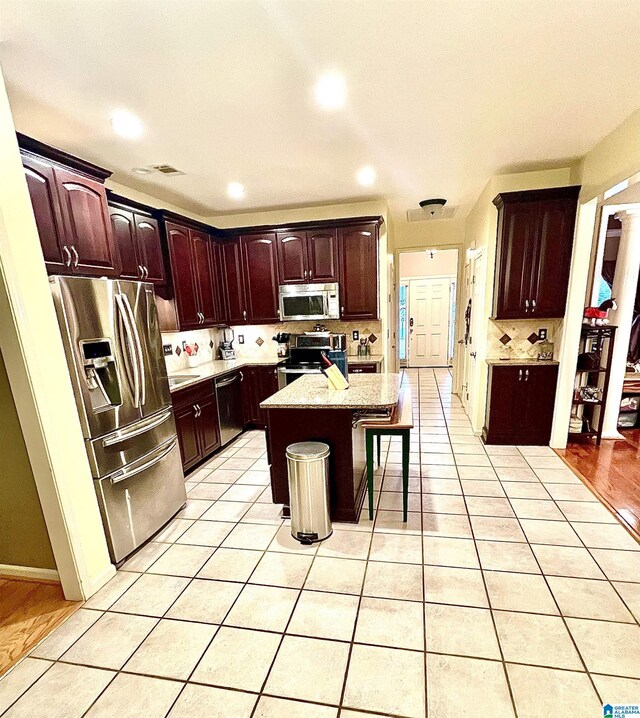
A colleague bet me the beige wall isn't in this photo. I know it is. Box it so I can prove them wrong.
[399,248,458,279]
[0,67,114,597]
[578,107,640,202]
[0,348,55,570]
[392,217,465,252]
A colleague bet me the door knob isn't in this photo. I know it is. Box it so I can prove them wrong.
[470,352,477,358]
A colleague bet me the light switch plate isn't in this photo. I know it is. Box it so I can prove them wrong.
[352,330,360,341]
[238,334,245,344]
[538,328,548,341]
[163,344,173,356]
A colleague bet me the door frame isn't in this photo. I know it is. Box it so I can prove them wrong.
[395,244,464,387]
[461,248,485,417]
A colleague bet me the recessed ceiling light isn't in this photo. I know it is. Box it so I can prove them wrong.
[110,109,144,139]
[132,167,152,175]
[356,165,376,187]
[314,72,347,111]
[227,181,245,200]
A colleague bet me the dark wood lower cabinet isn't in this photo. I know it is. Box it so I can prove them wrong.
[242,365,280,429]
[172,381,220,472]
[483,363,559,445]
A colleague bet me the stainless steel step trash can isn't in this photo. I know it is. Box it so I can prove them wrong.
[286,441,332,544]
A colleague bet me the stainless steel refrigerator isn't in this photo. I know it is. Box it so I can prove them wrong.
[50,275,186,564]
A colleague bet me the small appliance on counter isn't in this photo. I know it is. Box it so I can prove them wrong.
[272,332,291,359]
[277,332,348,389]
[219,328,236,360]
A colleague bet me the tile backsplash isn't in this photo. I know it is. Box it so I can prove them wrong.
[487,319,562,360]
[162,320,383,372]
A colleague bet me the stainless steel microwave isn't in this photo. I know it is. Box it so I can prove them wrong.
[278,283,340,321]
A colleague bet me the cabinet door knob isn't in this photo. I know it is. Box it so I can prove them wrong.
[531,299,536,311]
[309,269,313,279]
[143,266,148,280]
[71,246,79,268]
[138,265,144,278]
[239,371,244,381]
[525,369,529,381]
[243,310,247,321]
[341,306,344,315]
[525,299,529,312]
[518,369,523,381]
[304,270,308,279]
[63,246,72,267]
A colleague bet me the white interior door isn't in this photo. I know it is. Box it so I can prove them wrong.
[409,277,451,367]
[461,251,484,414]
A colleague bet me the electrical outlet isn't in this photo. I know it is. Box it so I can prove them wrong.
[538,328,548,341]
[163,344,173,356]
[352,330,360,341]
[238,334,245,344]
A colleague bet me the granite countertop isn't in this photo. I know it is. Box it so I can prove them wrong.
[486,358,559,366]
[261,373,402,410]
[349,354,384,365]
[168,357,278,393]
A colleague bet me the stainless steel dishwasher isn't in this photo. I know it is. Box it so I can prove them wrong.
[215,371,244,446]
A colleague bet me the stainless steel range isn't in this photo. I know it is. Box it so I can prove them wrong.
[277,332,348,389]
[50,275,186,564]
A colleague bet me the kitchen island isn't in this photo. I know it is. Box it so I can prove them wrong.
[261,373,403,522]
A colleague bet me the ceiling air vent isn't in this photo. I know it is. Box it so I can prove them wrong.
[150,164,185,176]
[406,205,457,222]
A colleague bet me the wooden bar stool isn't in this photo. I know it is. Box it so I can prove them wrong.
[363,386,414,522]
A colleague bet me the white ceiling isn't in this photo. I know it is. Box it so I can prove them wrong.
[1,0,640,222]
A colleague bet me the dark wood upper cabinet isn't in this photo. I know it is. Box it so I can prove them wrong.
[277,231,307,284]
[492,186,580,319]
[241,233,280,322]
[54,167,119,276]
[107,195,165,284]
[191,230,217,325]
[483,363,559,445]
[109,207,139,280]
[307,229,338,283]
[135,215,164,284]
[275,229,338,285]
[221,238,247,324]
[338,223,379,320]
[21,153,69,273]
[165,221,200,329]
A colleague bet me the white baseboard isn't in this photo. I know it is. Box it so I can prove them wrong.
[0,564,60,582]
[81,563,116,600]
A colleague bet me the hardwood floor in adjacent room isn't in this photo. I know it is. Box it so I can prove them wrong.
[0,578,79,675]
[558,430,640,541]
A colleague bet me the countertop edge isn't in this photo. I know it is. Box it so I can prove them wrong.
[486,358,560,366]
[169,359,279,393]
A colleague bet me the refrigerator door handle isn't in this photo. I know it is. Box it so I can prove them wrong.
[102,409,173,447]
[114,293,140,408]
[121,292,146,407]
[109,438,178,484]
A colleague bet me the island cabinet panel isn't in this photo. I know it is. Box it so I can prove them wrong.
[492,186,579,320]
[22,153,69,274]
[338,223,379,320]
[172,381,221,472]
[242,365,280,429]
[266,408,365,522]
[54,168,119,277]
[483,363,559,445]
[221,237,248,324]
[241,233,280,322]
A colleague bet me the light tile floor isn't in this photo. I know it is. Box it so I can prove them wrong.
[2,368,639,717]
